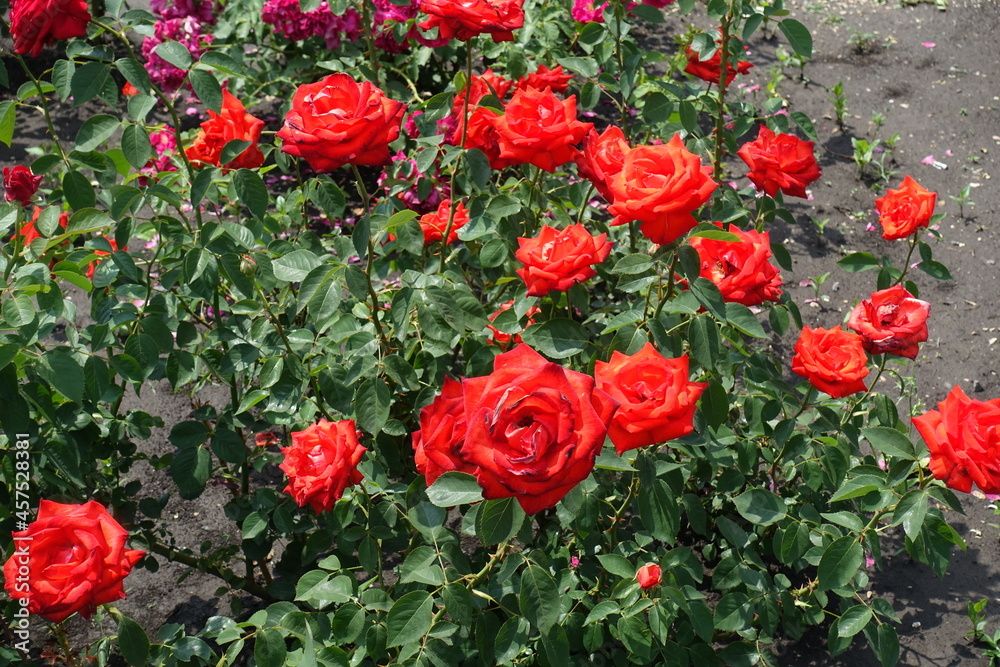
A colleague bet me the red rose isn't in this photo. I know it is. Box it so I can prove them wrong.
[913,386,1000,494]
[607,133,717,245]
[575,125,630,203]
[515,223,612,297]
[279,419,366,513]
[419,199,469,245]
[491,87,593,173]
[185,89,265,170]
[687,223,783,306]
[791,326,869,399]
[454,106,513,170]
[684,43,753,85]
[460,344,618,514]
[636,562,662,590]
[418,0,524,42]
[515,64,573,94]
[3,166,43,206]
[3,500,144,623]
[486,300,541,348]
[9,0,91,58]
[847,286,930,360]
[452,70,514,121]
[412,376,476,485]
[875,175,937,241]
[277,73,406,173]
[594,343,707,454]
[737,125,821,199]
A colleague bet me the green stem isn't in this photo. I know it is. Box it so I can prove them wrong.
[141,535,274,601]
[350,164,392,354]
[438,43,476,266]
[51,623,81,667]
[891,235,920,286]
[713,15,734,182]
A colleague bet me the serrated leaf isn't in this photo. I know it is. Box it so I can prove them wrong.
[733,488,786,526]
[476,498,524,545]
[354,378,390,435]
[189,69,222,113]
[861,426,916,460]
[779,18,813,58]
[117,615,150,666]
[837,252,881,272]
[122,124,151,170]
[154,41,192,70]
[35,351,85,404]
[0,101,16,146]
[233,168,268,219]
[520,563,560,632]
[725,303,767,338]
[386,591,434,647]
[837,605,873,637]
[520,318,589,359]
[272,249,321,282]
[75,114,119,151]
[817,536,863,591]
[426,472,484,507]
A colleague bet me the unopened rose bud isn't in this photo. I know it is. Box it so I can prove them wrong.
[240,254,257,278]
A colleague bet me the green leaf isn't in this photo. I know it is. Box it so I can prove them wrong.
[254,627,286,667]
[122,124,151,170]
[837,252,881,272]
[386,591,434,648]
[495,617,531,665]
[790,111,820,143]
[520,318,589,359]
[171,446,211,500]
[637,479,679,545]
[233,168,268,219]
[354,378,390,435]
[892,489,928,539]
[688,277,727,320]
[733,488,786,526]
[220,140,251,168]
[829,474,884,502]
[36,351,85,404]
[779,18,813,58]
[596,554,636,579]
[861,426,916,460]
[189,70,223,114]
[242,512,268,540]
[153,41,193,70]
[63,171,96,210]
[400,546,444,586]
[75,114,119,151]
[426,471,484,507]
[272,249,321,282]
[71,63,110,105]
[116,58,151,96]
[817,536,863,591]
[520,563,560,632]
[725,303,767,338]
[713,593,753,632]
[917,259,953,281]
[0,101,16,146]
[555,56,598,78]
[476,497,524,545]
[117,615,150,666]
[837,605,873,637]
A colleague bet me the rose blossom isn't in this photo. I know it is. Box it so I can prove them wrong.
[9,0,91,57]
[515,223,612,297]
[185,89,266,170]
[607,133,717,245]
[3,166,43,206]
[875,175,937,241]
[791,326,869,399]
[737,125,822,199]
[595,343,707,453]
[636,563,662,590]
[575,125,630,203]
[847,286,930,359]
[412,376,476,485]
[279,419,366,513]
[687,223,783,306]
[913,386,1000,494]
[514,65,573,94]
[277,73,406,173]
[685,43,753,86]
[418,199,469,245]
[491,87,593,173]
[2,500,144,623]
[418,0,524,43]
[460,344,618,514]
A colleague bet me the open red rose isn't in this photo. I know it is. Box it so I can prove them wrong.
[515,223,612,297]
[688,223,783,306]
[277,73,406,173]
[684,43,753,86]
[412,376,476,485]
[460,344,618,514]
[737,125,821,199]
[418,0,524,42]
[491,87,593,173]
[455,106,515,170]
[847,286,930,359]
[607,133,717,245]
[279,419,366,513]
[515,64,573,94]
[595,343,707,454]
[3,166,43,206]
[636,562,662,590]
[185,89,265,170]
[3,500,144,623]
[452,70,514,122]
[875,175,937,241]
[576,125,630,203]
[914,386,1000,494]
[791,326,869,398]
[486,300,541,348]
[9,0,91,58]
[419,199,469,246]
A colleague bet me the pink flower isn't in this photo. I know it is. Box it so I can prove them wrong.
[261,0,363,49]
[151,0,217,23]
[142,17,213,92]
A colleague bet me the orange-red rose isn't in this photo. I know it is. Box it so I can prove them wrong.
[847,286,930,360]
[491,87,593,173]
[576,125,630,203]
[791,326,869,398]
[186,89,265,170]
[277,73,406,173]
[515,223,612,297]
[688,223,783,306]
[418,0,524,42]
[3,500,144,623]
[456,106,515,170]
[875,175,937,241]
[737,125,821,199]
[684,43,753,85]
[279,419,366,513]
[594,343,707,454]
[418,199,469,245]
[515,64,573,94]
[913,386,1000,494]
[412,376,476,485]
[607,134,717,245]
[3,166,43,206]
[460,344,618,514]
[636,563,662,590]
[9,0,91,58]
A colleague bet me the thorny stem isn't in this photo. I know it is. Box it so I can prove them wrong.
[359,0,381,87]
[141,535,274,601]
[713,13,734,182]
[439,43,475,264]
[892,234,920,286]
[350,164,392,354]
[51,623,82,667]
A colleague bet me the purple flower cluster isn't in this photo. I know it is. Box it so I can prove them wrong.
[141,17,214,92]
[138,130,179,185]
[378,151,448,215]
[150,0,218,24]
[261,0,363,50]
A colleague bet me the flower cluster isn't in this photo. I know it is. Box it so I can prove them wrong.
[141,16,214,91]
[261,0,362,50]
